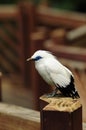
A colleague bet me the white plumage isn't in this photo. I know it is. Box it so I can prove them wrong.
[27,50,79,98]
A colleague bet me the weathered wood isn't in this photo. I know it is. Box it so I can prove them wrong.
[40,95,82,130]
[0,103,85,130]
[0,103,40,130]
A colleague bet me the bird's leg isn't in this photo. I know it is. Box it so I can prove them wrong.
[46,87,58,98]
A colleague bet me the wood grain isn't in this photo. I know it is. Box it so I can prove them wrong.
[0,103,40,130]
[40,95,82,130]
[40,95,81,111]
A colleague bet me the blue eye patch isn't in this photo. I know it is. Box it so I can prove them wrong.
[34,56,43,61]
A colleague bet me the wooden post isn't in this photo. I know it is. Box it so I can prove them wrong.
[29,30,52,110]
[18,2,36,85]
[40,95,82,130]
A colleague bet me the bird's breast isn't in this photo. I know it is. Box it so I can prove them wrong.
[35,62,53,85]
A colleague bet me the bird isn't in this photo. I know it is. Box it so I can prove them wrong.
[27,50,79,98]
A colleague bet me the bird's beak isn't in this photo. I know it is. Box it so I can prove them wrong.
[26,57,32,61]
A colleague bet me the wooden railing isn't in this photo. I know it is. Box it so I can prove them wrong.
[0,2,86,130]
[0,5,26,84]
[0,1,86,114]
[0,103,40,130]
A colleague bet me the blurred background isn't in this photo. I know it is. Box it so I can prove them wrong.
[0,0,86,122]
[0,0,86,12]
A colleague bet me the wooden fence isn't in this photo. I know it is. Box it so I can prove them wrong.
[0,1,86,117]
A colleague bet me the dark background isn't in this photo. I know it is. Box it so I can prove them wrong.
[0,0,86,13]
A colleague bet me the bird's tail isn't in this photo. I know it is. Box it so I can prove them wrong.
[73,90,80,99]
[69,76,80,99]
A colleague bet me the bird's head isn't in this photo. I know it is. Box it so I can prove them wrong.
[27,50,53,62]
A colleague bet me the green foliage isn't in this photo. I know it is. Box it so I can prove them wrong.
[0,0,18,4]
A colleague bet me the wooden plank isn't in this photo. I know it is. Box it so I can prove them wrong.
[44,41,86,62]
[0,103,40,130]
[66,25,86,41]
[37,5,86,29]
[83,123,86,130]
[40,95,82,130]
[0,5,19,19]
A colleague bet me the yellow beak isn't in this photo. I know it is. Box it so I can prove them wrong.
[26,57,32,61]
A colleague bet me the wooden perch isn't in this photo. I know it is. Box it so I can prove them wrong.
[40,95,82,130]
[0,103,40,130]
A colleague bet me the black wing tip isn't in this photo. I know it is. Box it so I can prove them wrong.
[70,76,80,98]
[57,75,80,99]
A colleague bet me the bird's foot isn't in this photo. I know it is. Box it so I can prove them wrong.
[45,92,64,98]
[46,92,56,98]
[45,88,59,98]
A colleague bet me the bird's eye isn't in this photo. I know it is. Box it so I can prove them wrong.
[34,56,43,61]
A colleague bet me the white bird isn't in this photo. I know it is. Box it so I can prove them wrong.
[27,50,79,98]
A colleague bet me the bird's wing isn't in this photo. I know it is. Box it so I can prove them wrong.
[49,73,70,88]
[44,58,71,87]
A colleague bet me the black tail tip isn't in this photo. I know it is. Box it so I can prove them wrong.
[73,91,80,99]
